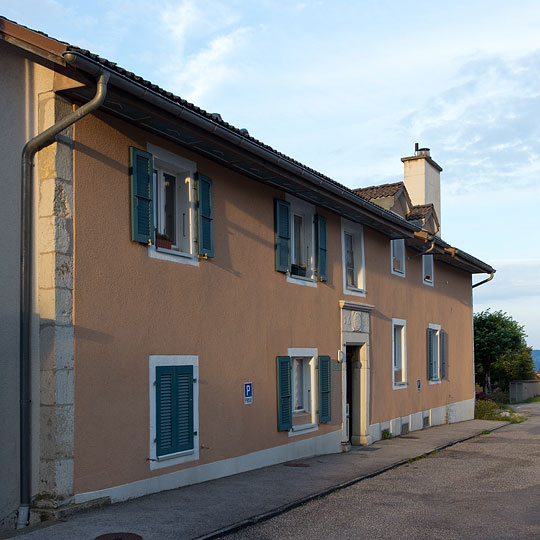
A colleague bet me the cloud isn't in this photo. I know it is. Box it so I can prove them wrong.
[399,50,540,195]
[155,0,251,105]
[169,28,251,104]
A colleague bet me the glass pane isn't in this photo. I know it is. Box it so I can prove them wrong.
[432,331,439,377]
[294,359,304,410]
[424,255,433,282]
[293,215,303,265]
[392,240,404,272]
[394,326,402,370]
[164,173,176,245]
[345,233,356,287]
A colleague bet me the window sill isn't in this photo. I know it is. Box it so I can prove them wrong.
[288,423,318,437]
[344,285,366,297]
[156,448,194,461]
[423,279,434,287]
[286,273,317,288]
[148,245,199,267]
[391,269,406,278]
[393,383,407,390]
[429,379,441,385]
[149,446,198,470]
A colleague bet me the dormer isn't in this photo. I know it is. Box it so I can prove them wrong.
[354,181,413,219]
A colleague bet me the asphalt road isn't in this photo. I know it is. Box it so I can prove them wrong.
[220,402,540,540]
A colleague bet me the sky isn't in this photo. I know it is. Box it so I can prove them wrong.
[2,0,539,347]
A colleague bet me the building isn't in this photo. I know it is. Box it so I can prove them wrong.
[0,17,494,531]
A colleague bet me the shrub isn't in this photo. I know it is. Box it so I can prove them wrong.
[475,399,525,423]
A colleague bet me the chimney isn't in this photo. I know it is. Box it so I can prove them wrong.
[401,143,443,235]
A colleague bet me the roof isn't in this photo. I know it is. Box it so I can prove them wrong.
[0,16,495,276]
[354,182,403,200]
[407,204,434,221]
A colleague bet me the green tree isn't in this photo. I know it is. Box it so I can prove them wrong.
[492,346,535,391]
[474,310,533,393]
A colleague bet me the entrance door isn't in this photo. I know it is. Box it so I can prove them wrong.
[346,345,362,445]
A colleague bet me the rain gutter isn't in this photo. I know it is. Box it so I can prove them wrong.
[17,71,109,528]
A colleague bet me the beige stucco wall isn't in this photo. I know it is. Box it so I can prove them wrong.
[72,112,343,494]
[71,110,473,495]
[362,232,473,424]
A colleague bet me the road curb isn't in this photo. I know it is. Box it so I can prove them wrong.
[195,422,508,540]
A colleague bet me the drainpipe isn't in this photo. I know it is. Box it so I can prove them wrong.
[472,271,495,289]
[17,71,109,529]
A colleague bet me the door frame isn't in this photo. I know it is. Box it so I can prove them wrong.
[340,301,373,445]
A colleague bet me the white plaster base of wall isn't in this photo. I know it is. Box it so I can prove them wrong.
[368,398,474,442]
[74,429,342,505]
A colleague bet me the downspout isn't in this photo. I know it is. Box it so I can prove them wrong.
[472,271,495,289]
[17,71,109,528]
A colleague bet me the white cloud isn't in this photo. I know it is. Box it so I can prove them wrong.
[169,27,251,104]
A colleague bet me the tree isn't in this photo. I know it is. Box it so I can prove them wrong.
[492,346,535,391]
[473,310,533,393]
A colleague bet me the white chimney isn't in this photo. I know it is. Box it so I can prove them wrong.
[401,144,443,236]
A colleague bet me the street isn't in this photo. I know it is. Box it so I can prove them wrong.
[220,402,540,540]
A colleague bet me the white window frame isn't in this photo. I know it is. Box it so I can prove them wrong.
[285,195,316,287]
[147,144,198,267]
[149,355,199,470]
[288,347,318,436]
[428,323,442,384]
[392,318,407,389]
[390,239,406,277]
[422,254,434,286]
[341,218,366,297]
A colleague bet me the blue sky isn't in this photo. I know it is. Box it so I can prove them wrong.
[2,0,539,347]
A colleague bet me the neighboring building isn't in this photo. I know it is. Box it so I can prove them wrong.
[0,17,494,531]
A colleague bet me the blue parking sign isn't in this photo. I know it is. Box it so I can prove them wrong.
[244,382,253,404]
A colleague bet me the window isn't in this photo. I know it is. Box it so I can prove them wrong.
[292,356,312,414]
[149,355,199,470]
[276,350,331,434]
[427,324,448,382]
[422,254,434,285]
[341,218,365,295]
[391,238,406,276]
[154,165,191,254]
[291,212,307,277]
[274,196,327,284]
[130,145,213,263]
[392,319,407,388]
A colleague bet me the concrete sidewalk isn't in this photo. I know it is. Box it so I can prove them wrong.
[4,419,507,540]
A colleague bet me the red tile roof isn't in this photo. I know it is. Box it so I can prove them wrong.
[353,182,403,200]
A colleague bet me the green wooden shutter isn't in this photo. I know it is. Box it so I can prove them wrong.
[427,328,434,380]
[316,215,328,282]
[441,330,448,379]
[156,365,194,456]
[197,173,214,257]
[274,199,291,273]
[318,355,331,423]
[276,356,292,431]
[130,147,154,244]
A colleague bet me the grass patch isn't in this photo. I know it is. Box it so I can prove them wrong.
[381,429,392,440]
[518,395,540,404]
[407,453,427,464]
[475,399,525,423]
